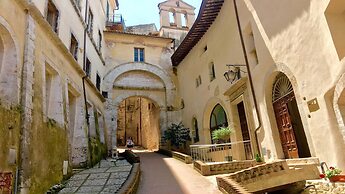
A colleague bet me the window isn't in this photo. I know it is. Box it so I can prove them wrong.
[134,48,144,62]
[70,34,78,60]
[98,30,102,51]
[210,104,228,143]
[45,63,64,125]
[192,118,200,143]
[96,73,101,91]
[87,9,94,35]
[209,62,216,81]
[46,0,59,33]
[84,58,91,77]
[169,11,175,25]
[181,13,187,27]
[196,75,202,87]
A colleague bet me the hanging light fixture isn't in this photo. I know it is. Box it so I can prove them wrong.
[224,64,246,83]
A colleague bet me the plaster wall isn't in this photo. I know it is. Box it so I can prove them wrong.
[177,0,345,170]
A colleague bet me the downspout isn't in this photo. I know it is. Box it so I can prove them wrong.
[82,0,92,166]
[233,0,262,156]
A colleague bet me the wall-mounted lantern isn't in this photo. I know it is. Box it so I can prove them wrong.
[223,64,246,83]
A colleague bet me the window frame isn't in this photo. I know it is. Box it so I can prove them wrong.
[134,48,145,62]
[46,0,59,33]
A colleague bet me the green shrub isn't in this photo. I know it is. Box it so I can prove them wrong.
[212,127,232,143]
[164,122,191,148]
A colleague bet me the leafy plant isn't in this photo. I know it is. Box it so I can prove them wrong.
[164,122,191,148]
[212,126,232,143]
[320,166,342,179]
[255,153,263,162]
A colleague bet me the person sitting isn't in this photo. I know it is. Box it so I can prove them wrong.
[126,137,134,149]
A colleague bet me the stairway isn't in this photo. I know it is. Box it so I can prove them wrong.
[217,158,320,194]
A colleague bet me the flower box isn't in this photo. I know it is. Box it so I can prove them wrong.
[329,175,345,182]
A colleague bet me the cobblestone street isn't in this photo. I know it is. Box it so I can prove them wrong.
[59,160,132,194]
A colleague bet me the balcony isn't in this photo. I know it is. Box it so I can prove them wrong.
[106,14,126,31]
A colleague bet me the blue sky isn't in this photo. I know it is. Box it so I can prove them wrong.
[117,0,202,28]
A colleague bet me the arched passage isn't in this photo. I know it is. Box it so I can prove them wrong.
[0,17,20,105]
[116,96,160,150]
[272,73,311,159]
[103,62,175,150]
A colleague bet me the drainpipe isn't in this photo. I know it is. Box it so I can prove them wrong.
[82,0,92,167]
[233,0,262,156]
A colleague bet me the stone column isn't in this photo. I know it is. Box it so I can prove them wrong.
[19,13,35,194]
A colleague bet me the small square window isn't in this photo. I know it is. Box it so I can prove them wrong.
[134,48,145,62]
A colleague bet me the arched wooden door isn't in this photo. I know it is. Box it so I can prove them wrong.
[272,74,310,159]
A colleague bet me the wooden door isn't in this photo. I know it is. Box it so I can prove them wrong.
[273,93,299,159]
[237,102,252,160]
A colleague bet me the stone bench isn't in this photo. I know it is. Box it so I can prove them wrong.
[172,151,192,164]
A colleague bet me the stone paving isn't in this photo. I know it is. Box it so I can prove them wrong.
[59,159,132,194]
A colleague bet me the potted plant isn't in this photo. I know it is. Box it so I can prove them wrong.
[320,166,345,182]
[211,126,232,143]
[163,122,191,153]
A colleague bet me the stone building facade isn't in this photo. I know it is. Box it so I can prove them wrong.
[172,0,345,171]
[0,0,118,193]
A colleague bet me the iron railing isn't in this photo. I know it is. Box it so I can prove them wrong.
[190,140,253,163]
[106,14,125,25]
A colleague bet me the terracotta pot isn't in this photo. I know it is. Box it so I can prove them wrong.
[329,175,345,182]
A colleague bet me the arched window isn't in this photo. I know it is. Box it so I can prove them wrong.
[181,12,187,27]
[210,104,228,132]
[192,118,199,143]
[169,10,175,25]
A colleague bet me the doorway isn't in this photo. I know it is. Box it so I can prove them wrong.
[272,74,311,159]
[237,102,253,160]
[116,97,160,150]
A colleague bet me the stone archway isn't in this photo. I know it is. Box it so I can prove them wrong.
[103,62,175,150]
[0,16,20,106]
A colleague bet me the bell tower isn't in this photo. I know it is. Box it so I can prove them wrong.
[158,0,196,47]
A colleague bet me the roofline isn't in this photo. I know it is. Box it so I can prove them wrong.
[171,0,225,66]
[104,30,174,41]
